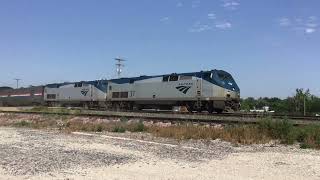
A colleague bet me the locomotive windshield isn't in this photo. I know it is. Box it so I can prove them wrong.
[213,70,240,92]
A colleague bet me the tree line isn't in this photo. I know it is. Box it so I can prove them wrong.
[240,88,320,115]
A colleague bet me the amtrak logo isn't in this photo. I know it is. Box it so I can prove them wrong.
[176,86,192,94]
[81,89,89,96]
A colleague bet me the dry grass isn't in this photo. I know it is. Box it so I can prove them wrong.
[1,113,320,149]
[64,120,145,133]
[147,119,320,149]
[29,106,83,115]
[148,124,271,144]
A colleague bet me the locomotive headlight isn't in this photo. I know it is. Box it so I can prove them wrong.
[226,91,231,98]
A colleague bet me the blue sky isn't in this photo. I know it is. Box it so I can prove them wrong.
[0,0,319,98]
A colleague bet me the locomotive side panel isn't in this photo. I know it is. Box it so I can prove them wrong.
[134,77,198,100]
[107,76,200,105]
[44,81,108,106]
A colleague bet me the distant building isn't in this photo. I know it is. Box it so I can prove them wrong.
[250,106,275,113]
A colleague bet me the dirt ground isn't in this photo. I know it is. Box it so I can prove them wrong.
[0,127,319,180]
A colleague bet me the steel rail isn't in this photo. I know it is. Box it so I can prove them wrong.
[0,109,319,126]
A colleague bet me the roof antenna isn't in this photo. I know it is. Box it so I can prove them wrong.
[115,57,126,78]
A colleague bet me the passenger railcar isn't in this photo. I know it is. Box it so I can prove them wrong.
[0,86,44,106]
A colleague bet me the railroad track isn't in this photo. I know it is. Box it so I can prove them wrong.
[0,108,319,126]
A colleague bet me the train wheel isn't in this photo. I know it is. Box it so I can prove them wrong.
[186,104,194,113]
[133,104,143,111]
[114,103,121,111]
[206,102,214,114]
[47,102,52,107]
[83,103,89,110]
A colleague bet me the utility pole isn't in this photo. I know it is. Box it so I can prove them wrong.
[304,95,306,116]
[14,78,21,89]
[115,57,126,78]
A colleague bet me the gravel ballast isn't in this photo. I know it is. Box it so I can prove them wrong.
[0,127,320,179]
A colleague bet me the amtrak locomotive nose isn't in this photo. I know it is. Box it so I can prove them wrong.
[199,70,240,112]
[216,70,240,110]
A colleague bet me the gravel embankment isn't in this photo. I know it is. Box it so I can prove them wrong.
[0,128,132,177]
[0,127,320,180]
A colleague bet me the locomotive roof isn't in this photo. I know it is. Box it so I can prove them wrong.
[108,70,239,92]
[43,70,239,93]
[108,70,215,84]
[46,80,108,88]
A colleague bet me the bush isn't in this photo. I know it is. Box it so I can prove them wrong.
[30,106,49,112]
[258,118,320,148]
[95,124,103,132]
[120,117,128,122]
[300,143,311,149]
[258,118,295,144]
[14,120,31,127]
[65,121,71,128]
[112,126,126,133]
[132,122,145,132]
[298,125,320,149]
[81,126,88,131]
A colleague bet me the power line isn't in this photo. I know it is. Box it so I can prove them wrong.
[115,57,126,78]
[0,81,11,87]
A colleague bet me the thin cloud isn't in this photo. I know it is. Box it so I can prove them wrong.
[215,22,232,29]
[278,16,318,35]
[192,0,200,8]
[305,28,316,34]
[176,2,183,7]
[207,13,216,20]
[189,22,212,32]
[308,16,317,21]
[306,16,318,28]
[306,23,318,28]
[279,18,291,26]
[189,12,232,32]
[160,17,170,22]
[222,0,240,10]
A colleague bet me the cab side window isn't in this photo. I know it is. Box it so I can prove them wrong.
[169,75,178,81]
[203,73,212,80]
[163,76,169,82]
[74,83,82,88]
